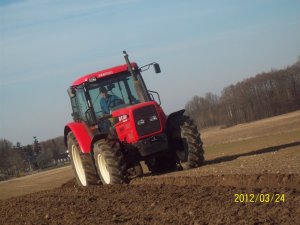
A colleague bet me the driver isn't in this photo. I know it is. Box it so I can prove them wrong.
[99,87,123,114]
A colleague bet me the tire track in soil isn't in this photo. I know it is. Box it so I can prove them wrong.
[1,173,299,225]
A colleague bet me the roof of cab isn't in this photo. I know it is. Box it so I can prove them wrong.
[71,62,138,86]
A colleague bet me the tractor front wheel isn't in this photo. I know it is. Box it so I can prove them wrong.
[67,132,99,186]
[93,139,127,184]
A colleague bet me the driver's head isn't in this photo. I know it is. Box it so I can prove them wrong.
[100,87,108,99]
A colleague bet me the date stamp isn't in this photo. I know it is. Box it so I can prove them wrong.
[234,193,285,203]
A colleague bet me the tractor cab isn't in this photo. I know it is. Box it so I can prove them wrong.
[67,52,162,135]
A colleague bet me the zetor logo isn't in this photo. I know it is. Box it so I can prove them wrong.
[118,115,128,122]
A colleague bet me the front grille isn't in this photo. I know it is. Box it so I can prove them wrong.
[133,105,161,137]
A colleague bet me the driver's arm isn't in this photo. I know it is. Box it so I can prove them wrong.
[111,95,123,105]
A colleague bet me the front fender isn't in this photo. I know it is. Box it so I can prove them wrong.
[64,122,93,154]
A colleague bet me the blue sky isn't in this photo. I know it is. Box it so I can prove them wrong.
[1,0,300,145]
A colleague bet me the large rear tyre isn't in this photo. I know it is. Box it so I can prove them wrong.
[67,132,99,186]
[168,115,204,169]
[93,137,127,185]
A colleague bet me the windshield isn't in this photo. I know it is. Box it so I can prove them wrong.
[87,71,140,118]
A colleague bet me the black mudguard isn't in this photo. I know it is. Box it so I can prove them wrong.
[166,109,185,134]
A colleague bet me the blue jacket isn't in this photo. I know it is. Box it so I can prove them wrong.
[100,94,123,114]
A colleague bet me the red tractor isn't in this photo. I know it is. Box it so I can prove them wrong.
[64,51,204,186]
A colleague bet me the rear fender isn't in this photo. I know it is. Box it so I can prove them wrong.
[64,122,93,154]
[166,109,185,136]
[166,110,185,127]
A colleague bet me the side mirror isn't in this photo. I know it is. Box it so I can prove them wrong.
[153,63,161,73]
[67,87,76,97]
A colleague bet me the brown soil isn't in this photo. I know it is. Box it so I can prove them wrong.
[0,111,299,225]
[0,174,299,225]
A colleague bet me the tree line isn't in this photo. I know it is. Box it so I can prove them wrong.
[185,59,300,128]
[0,136,67,180]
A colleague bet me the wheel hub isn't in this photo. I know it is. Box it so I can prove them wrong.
[97,154,111,184]
[71,145,87,186]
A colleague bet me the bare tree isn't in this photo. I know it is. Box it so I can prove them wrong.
[185,58,300,128]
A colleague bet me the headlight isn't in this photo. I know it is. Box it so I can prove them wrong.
[137,119,145,126]
[149,115,158,122]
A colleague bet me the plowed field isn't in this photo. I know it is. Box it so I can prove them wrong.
[1,111,300,225]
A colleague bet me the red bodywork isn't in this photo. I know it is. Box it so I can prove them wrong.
[65,101,167,154]
[112,101,167,143]
[64,122,93,153]
[72,63,138,87]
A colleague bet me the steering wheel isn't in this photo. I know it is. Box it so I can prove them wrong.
[108,99,124,110]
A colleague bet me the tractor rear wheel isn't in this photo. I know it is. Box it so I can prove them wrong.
[67,132,99,186]
[93,138,127,184]
[168,115,204,169]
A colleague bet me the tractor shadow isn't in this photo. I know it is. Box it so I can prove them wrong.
[204,141,300,166]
